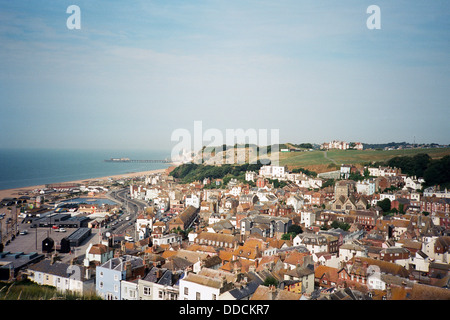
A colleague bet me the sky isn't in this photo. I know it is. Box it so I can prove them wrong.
[0,0,449,152]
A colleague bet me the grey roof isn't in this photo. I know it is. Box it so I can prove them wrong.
[142,267,178,286]
[0,252,45,271]
[100,255,144,271]
[226,279,263,300]
[28,259,89,281]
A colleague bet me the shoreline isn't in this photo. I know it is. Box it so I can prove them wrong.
[0,167,171,201]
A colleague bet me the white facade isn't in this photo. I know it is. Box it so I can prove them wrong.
[152,233,182,247]
[403,177,424,191]
[300,211,316,228]
[356,180,376,196]
[380,193,396,202]
[259,165,286,179]
[287,195,304,212]
[185,194,200,208]
[245,171,257,181]
[178,274,221,300]
[136,215,153,241]
[121,280,138,300]
[145,188,160,201]
[338,244,368,262]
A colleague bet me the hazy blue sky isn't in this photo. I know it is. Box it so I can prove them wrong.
[0,0,449,151]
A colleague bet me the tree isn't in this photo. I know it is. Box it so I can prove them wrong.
[330,220,351,231]
[377,198,391,213]
[263,276,279,287]
[281,232,296,241]
[288,224,303,235]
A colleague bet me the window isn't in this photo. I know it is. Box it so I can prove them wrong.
[143,286,151,296]
[196,292,201,300]
[159,291,163,299]
[212,294,217,300]
[184,287,189,295]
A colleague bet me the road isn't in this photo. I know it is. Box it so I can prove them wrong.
[105,187,151,239]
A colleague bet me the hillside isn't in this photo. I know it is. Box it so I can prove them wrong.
[278,147,450,173]
[192,144,450,174]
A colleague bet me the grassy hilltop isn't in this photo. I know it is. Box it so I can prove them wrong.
[278,147,450,173]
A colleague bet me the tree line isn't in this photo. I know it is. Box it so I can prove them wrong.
[387,153,450,188]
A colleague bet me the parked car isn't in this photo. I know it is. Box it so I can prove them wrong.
[57,228,66,232]
[20,230,28,235]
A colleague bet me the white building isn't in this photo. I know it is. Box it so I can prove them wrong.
[145,188,160,201]
[179,269,233,300]
[300,211,316,228]
[338,243,368,263]
[321,140,349,150]
[403,176,424,191]
[83,243,114,267]
[136,213,153,241]
[293,234,328,254]
[259,165,286,179]
[287,195,304,212]
[28,259,95,296]
[185,194,200,208]
[152,233,182,247]
[245,171,257,182]
[121,279,138,300]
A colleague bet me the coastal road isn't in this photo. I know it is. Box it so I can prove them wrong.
[106,188,150,238]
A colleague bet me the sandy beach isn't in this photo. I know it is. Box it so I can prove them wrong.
[0,167,170,201]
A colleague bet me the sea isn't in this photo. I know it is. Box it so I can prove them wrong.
[0,148,172,191]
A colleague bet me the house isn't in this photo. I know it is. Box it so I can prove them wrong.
[356,180,376,196]
[293,233,328,254]
[286,194,304,212]
[339,243,368,263]
[185,194,200,209]
[152,233,183,247]
[240,214,292,240]
[219,277,263,300]
[96,255,148,300]
[28,258,95,295]
[168,205,198,231]
[338,257,410,288]
[300,210,317,228]
[136,213,153,240]
[250,285,303,300]
[259,165,286,179]
[283,265,315,294]
[315,265,339,289]
[194,232,240,250]
[83,243,114,266]
[178,268,235,300]
[380,247,410,266]
[245,171,257,182]
[351,210,378,231]
[138,267,183,300]
[121,279,139,300]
